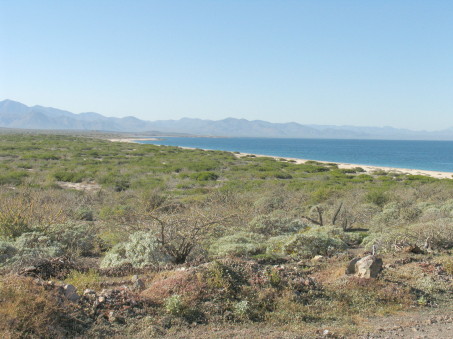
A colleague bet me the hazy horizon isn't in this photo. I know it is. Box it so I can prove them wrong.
[1,98,452,133]
[1,1,452,130]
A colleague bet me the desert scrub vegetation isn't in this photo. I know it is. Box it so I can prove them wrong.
[0,275,82,338]
[0,132,452,337]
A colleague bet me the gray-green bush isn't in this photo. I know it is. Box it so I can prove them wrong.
[0,232,64,267]
[248,214,307,236]
[267,226,348,258]
[100,231,170,268]
[209,232,266,257]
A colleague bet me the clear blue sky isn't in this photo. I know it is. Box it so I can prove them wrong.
[1,1,452,130]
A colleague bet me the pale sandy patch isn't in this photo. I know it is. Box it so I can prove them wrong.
[108,137,159,143]
[57,181,101,191]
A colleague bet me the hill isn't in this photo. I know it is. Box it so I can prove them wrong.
[2,99,453,140]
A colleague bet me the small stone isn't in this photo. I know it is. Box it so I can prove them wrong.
[98,296,106,303]
[312,255,325,262]
[83,289,95,295]
[108,311,117,323]
[133,278,145,291]
[63,284,79,302]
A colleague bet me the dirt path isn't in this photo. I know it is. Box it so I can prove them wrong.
[357,304,453,338]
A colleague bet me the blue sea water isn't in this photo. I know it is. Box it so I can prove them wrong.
[137,137,453,173]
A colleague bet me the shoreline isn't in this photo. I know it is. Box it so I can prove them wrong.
[234,151,453,179]
[108,138,453,179]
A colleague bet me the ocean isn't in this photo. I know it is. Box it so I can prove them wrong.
[137,137,453,173]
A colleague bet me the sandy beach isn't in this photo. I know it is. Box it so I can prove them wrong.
[109,138,453,179]
[107,137,160,143]
[233,152,453,179]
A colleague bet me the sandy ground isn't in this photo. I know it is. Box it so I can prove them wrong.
[108,138,453,180]
[107,137,159,143]
[57,181,101,191]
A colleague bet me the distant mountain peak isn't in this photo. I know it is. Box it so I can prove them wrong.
[1,99,453,140]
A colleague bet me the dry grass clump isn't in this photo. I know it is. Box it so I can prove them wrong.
[0,275,73,338]
[142,269,206,305]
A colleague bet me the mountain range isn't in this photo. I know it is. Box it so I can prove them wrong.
[1,99,453,140]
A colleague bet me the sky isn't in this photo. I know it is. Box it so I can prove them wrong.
[1,1,452,130]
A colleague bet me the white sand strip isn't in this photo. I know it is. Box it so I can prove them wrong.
[108,139,453,179]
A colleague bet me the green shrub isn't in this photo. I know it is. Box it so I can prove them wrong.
[53,171,84,183]
[0,171,28,185]
[190,171,219,181]
[366,190,389,207]
[204,261,243,296]
[209,232,266,258]
[371,203,400,226]
[100,231,170,269]
[1,232,64,268]
[74,207,94,221]
[364,219,453,252]
[265,235,290,256]
[267,227,348,258]
[65,269,101,291]
[164,294,185,316]
[253,195,286,212]
[248,215,307,236]
[0,214,31,240]
[47,223,98,256]
[0,242,17,263]
[233,300,251,318]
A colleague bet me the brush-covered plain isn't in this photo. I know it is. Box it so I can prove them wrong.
[0,134,452,338]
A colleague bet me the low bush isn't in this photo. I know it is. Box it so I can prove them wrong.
[0,214,31,240]
[325,277,414,314]
[0,171,28,185]
[248,214,307,236]
[364,218,453,252]
[0,232,64,268]
[267,227,348,258]
[53,171,84,183]
[47,223,98,256]
[164,294,185,316]
[0,241,17,263]
[190,171,219,181]
[209,232,266,258]
[100,231,171,269]
[65,269,101,291]
[0,276,73,338]
[366,189,389,207]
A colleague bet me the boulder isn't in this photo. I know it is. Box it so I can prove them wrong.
[346,255,383,278]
